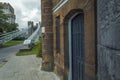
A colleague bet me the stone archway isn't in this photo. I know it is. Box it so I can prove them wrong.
[63,9,84,80]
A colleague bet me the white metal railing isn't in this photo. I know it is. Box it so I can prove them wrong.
[0,30,26,44]
[23,26,41,46]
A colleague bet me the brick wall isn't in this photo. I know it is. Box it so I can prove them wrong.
[41,0,54,71]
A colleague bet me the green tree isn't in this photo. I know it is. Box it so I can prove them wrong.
[5,23,18,32]
[0,3,9,34]
[0,3,18,33]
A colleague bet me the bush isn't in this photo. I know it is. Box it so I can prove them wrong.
[36,38,42,57]
[13,37,25,40]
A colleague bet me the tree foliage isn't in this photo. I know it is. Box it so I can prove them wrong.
[0,3,18,34]
[5,23,18,32]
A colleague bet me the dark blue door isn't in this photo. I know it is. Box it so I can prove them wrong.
[71,13,84,80]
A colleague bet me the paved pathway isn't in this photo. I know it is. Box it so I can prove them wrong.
[0,55,59,80]
[0,44,23,68]
[0,44,23,61]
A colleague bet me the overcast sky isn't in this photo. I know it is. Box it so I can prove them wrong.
[0,0,41,29]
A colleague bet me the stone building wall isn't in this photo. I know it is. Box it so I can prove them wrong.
[52,0,61,7]
[97,0,120,80]
[2,3,16,23]
[53,0,96,80]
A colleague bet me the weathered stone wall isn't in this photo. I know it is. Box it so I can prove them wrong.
[52,0,61,7]
[97,0,120,80]
[53,0,96,80]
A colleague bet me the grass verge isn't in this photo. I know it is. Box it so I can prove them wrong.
[16,39,42,57]
[3,40,23,47]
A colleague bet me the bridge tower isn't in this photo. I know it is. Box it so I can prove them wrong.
[28,21,34,37]
[41,0,54,71]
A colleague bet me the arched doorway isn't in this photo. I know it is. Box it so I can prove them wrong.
[69,12,85,80]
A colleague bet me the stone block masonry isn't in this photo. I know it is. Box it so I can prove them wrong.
[97,0,120,80]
